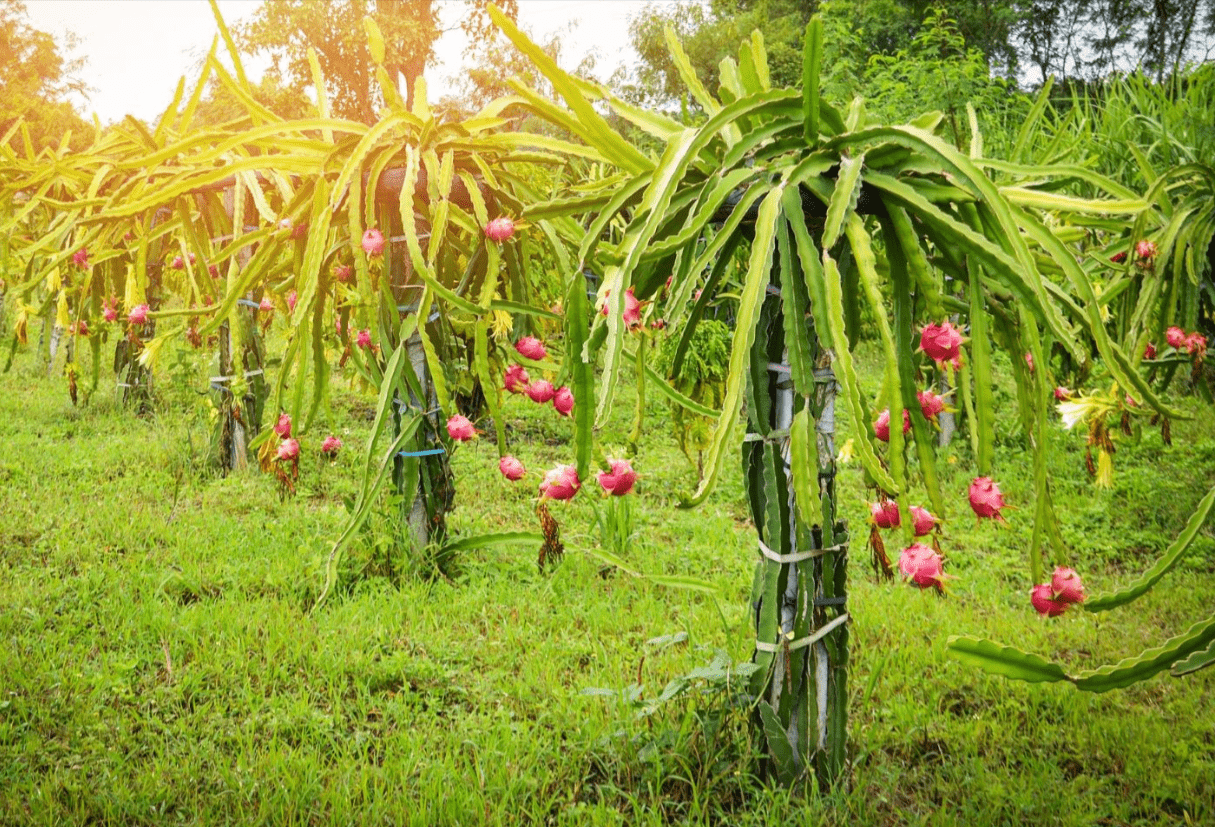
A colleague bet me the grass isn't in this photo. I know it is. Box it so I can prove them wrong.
[1,337,1214,826]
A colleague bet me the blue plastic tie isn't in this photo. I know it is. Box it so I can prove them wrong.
[398,447,446,458]
[236,298,260,308]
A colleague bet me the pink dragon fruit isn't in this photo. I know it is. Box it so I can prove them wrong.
[600,287,643,329]
[1144,342,1157,359]
[539,464,581,500]
[171,255,185,270]
[1166,326,1187,348]
[286,290,297,313]
[553,386,574,417]
[598,459,637,496]
[873,408,911,442]
[870,500,900,530]
[72,248,89,269]
[525,380,556,404]
[919,321,963,367]
[1185,332,1207,357]
[321,435,343,455]
[274,413,292,439]
[103,300,118,323]
[1024,352,1034,372]
[485,217,516,242]
[898,543,945,589]
[917,389,945,420]
[73,320,89,337]
[910,506,938,536]
[1135,239,1157,261]
[1030,583,1068,617]
[259,296,274,312]
[276,438,300,461]
[1050,567,1085,605]
[499,455,526,481]
[968,476,1006,521]
[208,264,220,279]
[128,304,149,325]
[1054,386,1073,401]
[446,415,477,442]
[514,337,547,361]
[333,263,353,283]
[504,364,530,394]
[361,228,385,257]
[356,329,372,349]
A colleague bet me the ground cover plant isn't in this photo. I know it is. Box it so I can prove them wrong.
[2,336,1214,826]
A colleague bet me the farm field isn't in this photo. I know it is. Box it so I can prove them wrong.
[2,341,1214,827]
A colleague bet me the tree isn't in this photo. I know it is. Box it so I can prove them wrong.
[235,0,518,122]
[0,0,89,152]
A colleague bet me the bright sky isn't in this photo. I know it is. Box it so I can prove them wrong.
[23,0,676,125]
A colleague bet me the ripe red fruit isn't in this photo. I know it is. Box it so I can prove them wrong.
[1031,584,1068,617]
[873,408,910,442]
[919,321,963,368]
[898,543,945,588]
[968,476,1006,520]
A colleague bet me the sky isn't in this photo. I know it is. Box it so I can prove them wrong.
[22,0,676,124]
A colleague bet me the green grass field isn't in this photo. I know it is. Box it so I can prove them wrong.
[2,339,1214,826]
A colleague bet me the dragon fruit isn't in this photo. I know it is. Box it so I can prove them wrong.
[499,455,526,481]
[274,413,292,439]
[898,543,945,588]
[539,464,580,500]
[910,506,938,536]
[1054,386,1073,401]
[171,255,185,270]
[1135,239,1157,261]
[514,337,547,361]
[919,321,963,367]
[504,364,530,394]
[485,217,516,242]
[276,438,300,461]
[1185,332,1207,357]
[361,228,385,257]
[72,248,89,269]
[968,476,1006,520]
[598,459,637,496]
[1024,352,1034,372]
[1166,326,1186,348]
[446,415,477,442]
[870,500,900,529]
[1143,342,1157,359]
[553,386,574,417]
[356,329,372,349]
[1050,567,1085,604]
[873,408,911,442]
[103,300,118,323]
[321,435,343,455]
[259,296,274,312]
[1030,584,1068,617]
[333,263,353,283]
[525,380,556,404]
[128,304,149,325]
[601,287,643,329]
[917,389,945,420]
[286,290,297,313]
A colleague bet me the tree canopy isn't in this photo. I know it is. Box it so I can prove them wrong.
[0,0,89,152]
[234,0,518,122]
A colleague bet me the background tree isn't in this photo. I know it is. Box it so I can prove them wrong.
[235,0,518,122]
[0,0,90,152]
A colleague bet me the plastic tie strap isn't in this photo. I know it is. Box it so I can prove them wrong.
[765,285,782,297]
[209,368,265,384]
[766,362,791,374]
[757,538,844,564]
[754,613,849,654]
[236,298,261,309]
[743,429,790,444]
[398,447,446,458]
